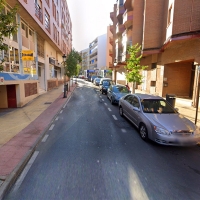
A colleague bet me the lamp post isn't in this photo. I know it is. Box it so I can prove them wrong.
[62,54,67,98]
[113,59,117,84]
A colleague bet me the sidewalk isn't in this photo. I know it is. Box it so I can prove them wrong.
[0,80,77,199]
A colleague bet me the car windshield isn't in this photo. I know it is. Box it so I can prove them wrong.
[141,99,177,114]
[113,86,129,93]
[102,80,111,86]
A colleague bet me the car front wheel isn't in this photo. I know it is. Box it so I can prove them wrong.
[139,124,148,141]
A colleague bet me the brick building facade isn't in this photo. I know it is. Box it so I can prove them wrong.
[109,0,200,106]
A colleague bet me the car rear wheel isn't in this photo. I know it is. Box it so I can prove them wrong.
[119,106,123,117]
[139,124,148,141]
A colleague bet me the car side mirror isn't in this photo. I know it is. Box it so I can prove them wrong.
[133,107,140,112]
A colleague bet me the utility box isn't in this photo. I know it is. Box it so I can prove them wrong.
[166,94,176,108]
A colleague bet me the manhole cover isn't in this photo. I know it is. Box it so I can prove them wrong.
[44,102,52,104]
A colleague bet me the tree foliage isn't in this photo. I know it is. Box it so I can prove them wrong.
[0,0,18,71]
[124,43,147,85]
[64,49,82,78]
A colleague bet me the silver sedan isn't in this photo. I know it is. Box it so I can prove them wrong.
[119,93,200,146]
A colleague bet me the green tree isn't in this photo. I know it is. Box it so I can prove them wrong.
[75,64,81,76]
[0,0,18,71]
[65,49,82,78]
[124,43,147,93]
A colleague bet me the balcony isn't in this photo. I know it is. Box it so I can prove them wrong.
[116,24,125,35]
[110,12,114,21]
[117,5,125,21]
[123,10,133,28]
[124,0,132,10]
[110,25,114,34]
[109,37,113,45]
[109,49,113,57]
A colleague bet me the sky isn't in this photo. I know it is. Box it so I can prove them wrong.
[67,0,116,52]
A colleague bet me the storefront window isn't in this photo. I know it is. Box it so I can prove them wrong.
[5,63,10,72]
[15,48,19,64]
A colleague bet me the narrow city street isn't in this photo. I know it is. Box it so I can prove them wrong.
[4,80,200,200]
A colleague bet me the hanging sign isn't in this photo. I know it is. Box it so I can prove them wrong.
[22,50,34,61]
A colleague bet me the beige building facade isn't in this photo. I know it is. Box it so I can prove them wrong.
[0,0,72,108]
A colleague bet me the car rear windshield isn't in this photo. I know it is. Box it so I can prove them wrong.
[141,99,177,114]
[113,86,129,93]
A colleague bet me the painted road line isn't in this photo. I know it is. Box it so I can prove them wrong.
[60,110,63,114]
[112,115,118,120]
[121,129,127,133]
[102,99,104,101]
[49,124,55,130]
[42,135,49,142]
[108,108,111,112]
[63,103,67,108]
[55,117,59,121]
[13,151,39,192]
[104,103,107,106]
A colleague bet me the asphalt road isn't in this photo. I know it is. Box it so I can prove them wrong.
[4,79,200,200]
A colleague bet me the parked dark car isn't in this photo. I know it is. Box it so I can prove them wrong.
[86,76,91,81]
[119,93,200,146]
[99,80,113,94]
[91,75,102,83]
[93,77,101,86]
[107,84,130,105]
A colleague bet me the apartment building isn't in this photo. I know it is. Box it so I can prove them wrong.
[79,48,89,73]
[110,0,200,106]
[0,0,72,108]
[89,34,107,73]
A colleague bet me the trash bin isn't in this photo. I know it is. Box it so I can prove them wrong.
[166,94,176,108]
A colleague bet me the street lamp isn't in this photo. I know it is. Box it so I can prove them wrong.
[113,59,117,84]
[62,54,67,98]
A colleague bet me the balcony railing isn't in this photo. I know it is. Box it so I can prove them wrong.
[110,25,114,34]
[35,4,43,22]
[110,12,114,21]
[123,10,133,28]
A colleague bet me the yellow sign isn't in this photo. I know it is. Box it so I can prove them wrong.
[22,50,34,61]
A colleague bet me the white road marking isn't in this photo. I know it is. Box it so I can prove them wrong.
[100,96,102,98]
[42,135,49,142]
[121,129,127,133]
[108,108,111,111]
[49,124,55,130]
[104,103,107,106]
[63,103,67,108]
[55,117,59,121]
[60,110,63,114]
[13,151,39,192]
[112,115,118,120]
[102,99,104,101]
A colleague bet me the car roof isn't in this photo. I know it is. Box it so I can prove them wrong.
[134,93,164,100]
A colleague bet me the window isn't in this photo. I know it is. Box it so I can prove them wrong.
[35,0,43,22]
[45,11,50,32]
[151,63,157,69]
[37,34,45,58]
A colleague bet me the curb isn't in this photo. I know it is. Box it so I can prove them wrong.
[0,84,77,200]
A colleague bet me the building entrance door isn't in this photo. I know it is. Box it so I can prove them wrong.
[7,85,17,108]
